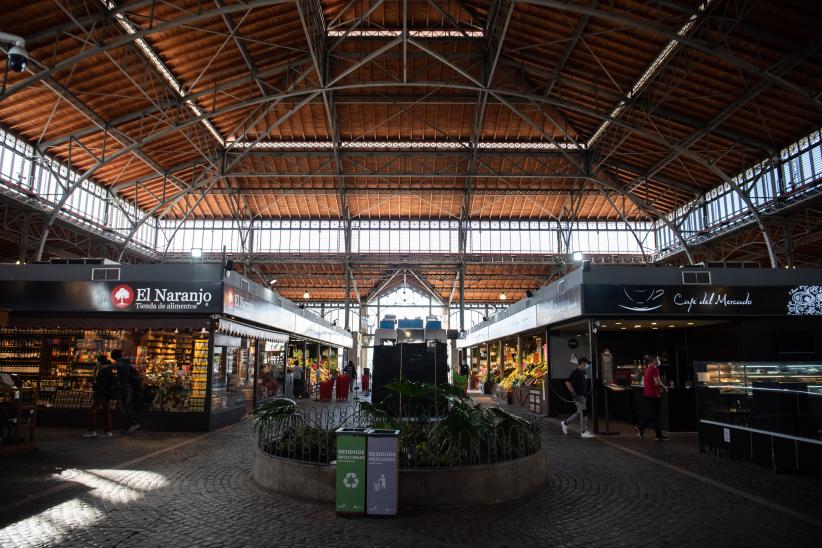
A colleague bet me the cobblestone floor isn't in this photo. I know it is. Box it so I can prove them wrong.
[1,398,820,548]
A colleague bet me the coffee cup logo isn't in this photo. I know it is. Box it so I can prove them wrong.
[111,284,135,308]
[619,288,664,312]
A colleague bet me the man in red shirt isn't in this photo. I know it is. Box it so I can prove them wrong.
[635,356,668,441]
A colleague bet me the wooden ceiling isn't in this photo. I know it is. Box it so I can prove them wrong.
[1,0,821,303]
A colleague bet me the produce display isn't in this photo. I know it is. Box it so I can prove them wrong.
[498,362,548,390]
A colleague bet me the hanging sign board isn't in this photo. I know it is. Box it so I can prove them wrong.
[0,281,221,314]
[583,285,822,317]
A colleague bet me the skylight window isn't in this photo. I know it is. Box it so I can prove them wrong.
[100,0,225,146]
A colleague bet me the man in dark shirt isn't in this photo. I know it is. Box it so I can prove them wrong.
[112,348,141,433]
[345,360,356,392]
[561,357,594,438]
[83,355,117,438]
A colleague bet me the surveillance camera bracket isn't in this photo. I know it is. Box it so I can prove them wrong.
[0,32,25,48]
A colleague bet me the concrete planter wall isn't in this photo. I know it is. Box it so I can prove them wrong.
[253,447,546,508]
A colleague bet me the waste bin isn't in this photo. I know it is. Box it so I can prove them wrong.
[365,428,400,516]
[335,427,368,515]
[319,380,334,401]
[336,374,350,400]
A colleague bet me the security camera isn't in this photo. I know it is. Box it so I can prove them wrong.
[7,44,27,72]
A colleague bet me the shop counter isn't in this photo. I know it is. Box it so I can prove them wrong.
[602,384,696,432]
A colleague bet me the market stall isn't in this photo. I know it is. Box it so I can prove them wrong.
[460,266,822,436]
[0,263,352,430]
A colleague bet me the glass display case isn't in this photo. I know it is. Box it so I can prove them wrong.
[256,341,285,402]
[695,361,822,439]
[0,327,210,415]
[697,361,822,394]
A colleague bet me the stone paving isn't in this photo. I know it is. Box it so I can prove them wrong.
[1,397,821,547]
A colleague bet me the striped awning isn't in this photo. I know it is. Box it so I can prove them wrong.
[216,318,289,343]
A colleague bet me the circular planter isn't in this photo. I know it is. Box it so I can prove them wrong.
[253,447,546,509]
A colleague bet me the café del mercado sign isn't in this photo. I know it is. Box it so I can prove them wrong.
[583,285,817,317]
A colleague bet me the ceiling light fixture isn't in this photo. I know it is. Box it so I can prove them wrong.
[499,293,507,300]
[572,251,584,262]
[191,248,202,259]
[303,291,310,299]
[269,279,277,285]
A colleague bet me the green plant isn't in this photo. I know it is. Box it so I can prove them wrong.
[250,397,299,431]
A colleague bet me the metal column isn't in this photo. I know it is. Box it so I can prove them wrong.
[588,318,600,434]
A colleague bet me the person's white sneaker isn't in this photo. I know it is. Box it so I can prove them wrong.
[103,432,113,437]
[580,431,596,438]
[127,424,141,433]
[561,422,568,435]
[82,431,97,438]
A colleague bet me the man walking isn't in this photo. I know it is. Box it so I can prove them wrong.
[636,356,668,441]
[561,357,594,438]
[83,354,117,438]
[112,348,141,433]
[345,360,356,392]
[292,362,303,398]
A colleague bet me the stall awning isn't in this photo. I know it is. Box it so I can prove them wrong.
[216,318,289,343]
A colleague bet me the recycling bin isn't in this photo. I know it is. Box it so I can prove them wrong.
[365,428,400,516]
[335,427,368,515]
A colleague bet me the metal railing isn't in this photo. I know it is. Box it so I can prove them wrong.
[255,402,542,467]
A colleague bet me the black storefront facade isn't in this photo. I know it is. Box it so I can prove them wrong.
[460,266,822,470]
[0,263,352,431]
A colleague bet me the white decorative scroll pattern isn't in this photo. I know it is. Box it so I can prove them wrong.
[787,285,822,315]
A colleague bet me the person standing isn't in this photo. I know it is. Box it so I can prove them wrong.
[636,356,669,441]
[83,355,117,438]
[292,362,303,398]
[345,360,356,392]
[561,357,594,438]
[112,348,141,433]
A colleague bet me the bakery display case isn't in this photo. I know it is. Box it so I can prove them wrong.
[695,361,822,439]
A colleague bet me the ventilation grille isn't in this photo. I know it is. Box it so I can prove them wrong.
[682,271,711,285]
[92,267,121,281]
[241,279,250,292]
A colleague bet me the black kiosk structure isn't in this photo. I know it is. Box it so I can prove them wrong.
[459,266,822,471]
[0,263,352,430]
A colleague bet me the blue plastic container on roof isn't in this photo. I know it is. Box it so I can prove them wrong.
[379,319,396,329]
[398,318,424,329]
[425,320,442,329]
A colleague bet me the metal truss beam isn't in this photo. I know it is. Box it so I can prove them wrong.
[160,251,645,266]
[516,0,822,112]
[1,0,295,101]
[0,187,155,263]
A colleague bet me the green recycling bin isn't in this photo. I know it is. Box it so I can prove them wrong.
[335,427,368,514]
[366,428,400,516]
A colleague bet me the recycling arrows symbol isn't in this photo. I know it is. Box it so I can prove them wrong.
[342,472,359,488]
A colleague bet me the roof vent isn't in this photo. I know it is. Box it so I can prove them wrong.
[682,271,711,285]
[92,267,121,281]
[241,279,250,292]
